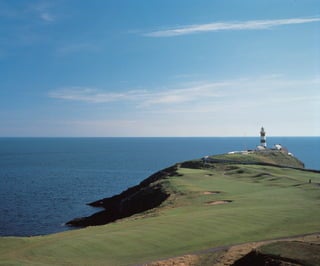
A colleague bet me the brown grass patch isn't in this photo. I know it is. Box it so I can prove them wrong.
[145,254,199,266]
[206,200,232,205]
[203,191,221,195]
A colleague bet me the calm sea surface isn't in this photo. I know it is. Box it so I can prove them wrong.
[0,137,319,236]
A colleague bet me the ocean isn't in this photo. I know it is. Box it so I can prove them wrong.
[0,137,319,237]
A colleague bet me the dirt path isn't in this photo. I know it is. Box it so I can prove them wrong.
[143,232,320,266]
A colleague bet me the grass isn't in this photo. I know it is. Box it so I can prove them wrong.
[0,154,319,265]
[211,150,304,168]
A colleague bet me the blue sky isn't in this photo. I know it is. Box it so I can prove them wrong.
[0,0,319,137]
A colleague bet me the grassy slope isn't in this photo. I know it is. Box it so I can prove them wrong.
[209,150,305,168]
[0,152,319,265]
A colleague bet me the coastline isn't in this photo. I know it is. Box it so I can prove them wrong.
[0,150,319,265]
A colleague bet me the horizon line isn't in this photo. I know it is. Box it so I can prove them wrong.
[0,136,318,138]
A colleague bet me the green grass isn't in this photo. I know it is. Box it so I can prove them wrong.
[211,150,304,168]
[0,159,319,265]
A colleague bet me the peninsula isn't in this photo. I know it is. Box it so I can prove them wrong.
[66,148,306,227]
[0,139,319,265]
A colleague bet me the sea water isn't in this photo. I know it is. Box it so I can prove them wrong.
[0,137,319,236]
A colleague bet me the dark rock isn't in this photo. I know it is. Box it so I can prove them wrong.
[66,165,176,227]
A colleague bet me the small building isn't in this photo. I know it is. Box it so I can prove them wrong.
[274,144,282,150]
[256,145,266,151]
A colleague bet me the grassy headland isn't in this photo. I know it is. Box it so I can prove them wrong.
[0,150,319,265]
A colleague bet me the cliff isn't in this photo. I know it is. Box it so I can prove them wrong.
[66,150,306,227]
[66,165,178,226]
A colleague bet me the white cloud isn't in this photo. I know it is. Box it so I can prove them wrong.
[145,17,320,37]
[49,87,137,103]
[49,82,229,106]
[49,76,320,111]
[47,76,320,136]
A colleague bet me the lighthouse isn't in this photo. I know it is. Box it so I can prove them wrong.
[260,126,267,148]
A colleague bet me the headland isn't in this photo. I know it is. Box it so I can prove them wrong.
[0,143,319,265]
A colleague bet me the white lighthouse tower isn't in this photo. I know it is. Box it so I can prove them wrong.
[260,126,267,148]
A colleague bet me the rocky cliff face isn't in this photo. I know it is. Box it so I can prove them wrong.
[66,165,178,227]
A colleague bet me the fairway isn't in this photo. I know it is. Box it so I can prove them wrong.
[0,153,319,265]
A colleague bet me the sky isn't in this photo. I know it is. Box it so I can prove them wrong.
[0,0,319,137]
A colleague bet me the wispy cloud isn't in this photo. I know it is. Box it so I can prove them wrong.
[145,17,320,37]
[49,76,320,113]
[29,1,56,22]
[141,82,228,106]
[0,1,58,58]
[0,1,56,22]
[49,87,137,103]
[39,12,55,22]
[49,82,229,106]
[45,76,320,136]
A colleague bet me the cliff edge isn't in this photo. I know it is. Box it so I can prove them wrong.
[66,150,306,227]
